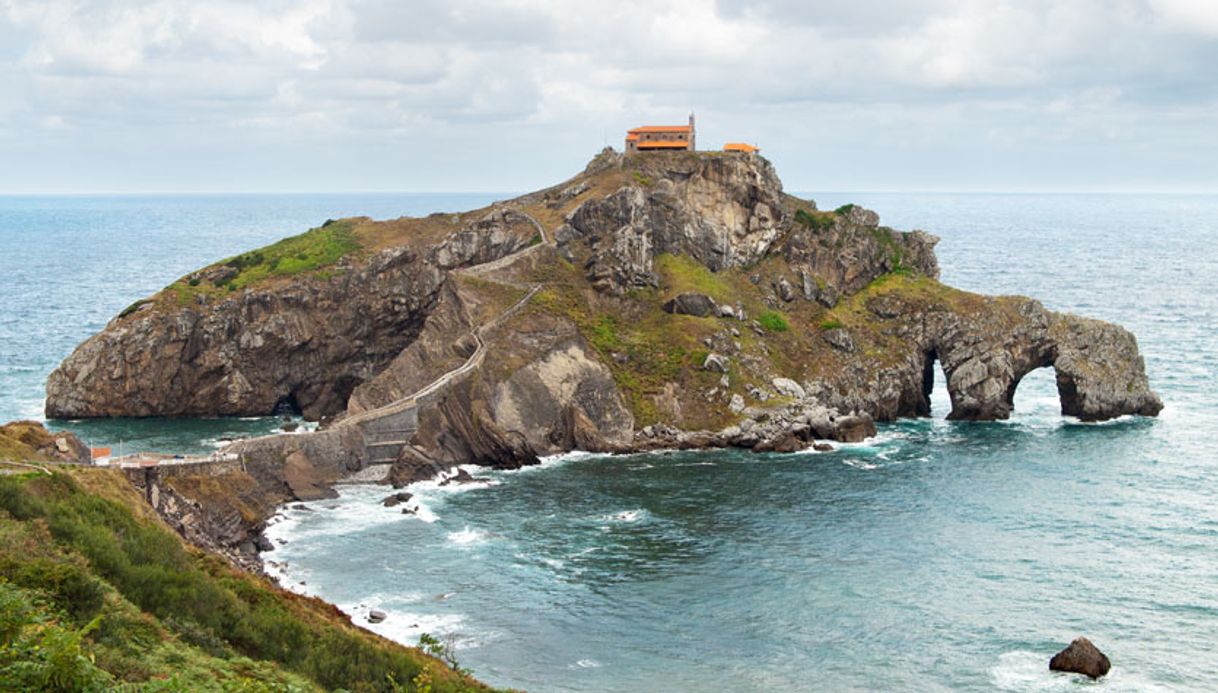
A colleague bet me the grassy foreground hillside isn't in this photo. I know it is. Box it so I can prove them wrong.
[0,467,491,692]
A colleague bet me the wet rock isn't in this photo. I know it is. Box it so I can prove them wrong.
[368,609,387,624]
[662,293,716,317]
[254,534,275,552]
[755,430,804,453]
[813,442,834,452]
[439,469,490,486]
[833,414,876,443]
[1049,637,1111,679]
[382,492,413,508]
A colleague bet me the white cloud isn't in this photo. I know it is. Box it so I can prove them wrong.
[0,0,1215,192]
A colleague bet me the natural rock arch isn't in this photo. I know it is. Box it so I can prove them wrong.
[913,302,1162,422]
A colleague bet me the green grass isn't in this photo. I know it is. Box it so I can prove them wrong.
[0,470,490,692]
[793,208,835,232]
[834,203,857,215]
[757,310,790,332]
[118,299,152,319]
[654,253,732,301]
[819,318,844,331]
[218,219,359,292]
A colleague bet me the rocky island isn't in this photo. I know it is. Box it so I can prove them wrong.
[46,149,1162,564]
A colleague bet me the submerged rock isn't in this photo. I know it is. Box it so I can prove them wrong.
[1049,637,1111,679]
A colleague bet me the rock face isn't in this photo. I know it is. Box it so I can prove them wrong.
[1049,637,1111,679]
[46,209,535,420]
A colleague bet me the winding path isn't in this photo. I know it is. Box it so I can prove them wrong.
[337,208,552,461]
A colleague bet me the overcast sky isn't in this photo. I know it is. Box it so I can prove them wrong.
[2,0,1216,193]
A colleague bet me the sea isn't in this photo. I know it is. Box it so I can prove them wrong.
[1,192,1215,691]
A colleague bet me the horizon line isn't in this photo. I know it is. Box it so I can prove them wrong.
[2,188,1217,197]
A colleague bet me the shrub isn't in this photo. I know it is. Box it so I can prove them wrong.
[793,208,834,232]
[758,311,790,332]
[834,203,857,216]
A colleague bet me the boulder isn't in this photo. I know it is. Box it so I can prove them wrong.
[729,393,746,413]
[771,377,806,399]
[755,430,804,453]
[368,609,387,624]
[1049,637,1111,679]
[439,469,490,486]
[776,277,797,302]
[834,414,876,443]
[822,328,856,353]
[662,293,717,317]
[382,492,413,508]
[703,353,730,373]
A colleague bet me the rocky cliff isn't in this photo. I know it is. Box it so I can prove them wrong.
[46,149,1162,546]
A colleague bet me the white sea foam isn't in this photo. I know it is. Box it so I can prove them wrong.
[989,650,1169,692]
[570,659,601,669]
[446,526,491,546]
[601,509,648,523]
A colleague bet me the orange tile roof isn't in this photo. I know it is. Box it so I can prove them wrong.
[723,142,759,153]
[91,446,111,458]
[636,140,692,149]
[625,134,639,141]
[628,125,691,133]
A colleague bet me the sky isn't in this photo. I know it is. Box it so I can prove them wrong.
[1,0,1216,194]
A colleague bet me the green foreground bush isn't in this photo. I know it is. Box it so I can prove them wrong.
[0,471,487,692]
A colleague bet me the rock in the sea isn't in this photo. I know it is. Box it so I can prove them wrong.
[382,492,413,508]
[367,609,387,624]
[703,353,730,373]
[1049,637,1111,679]
[813,442,834,452]
[439,469,490,486]
[834,414,876,443]
[662,292,717,317]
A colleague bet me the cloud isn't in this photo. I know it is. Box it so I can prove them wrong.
[0,0,1216,192]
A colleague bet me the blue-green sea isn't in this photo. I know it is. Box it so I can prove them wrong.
[3,192,1216,691]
